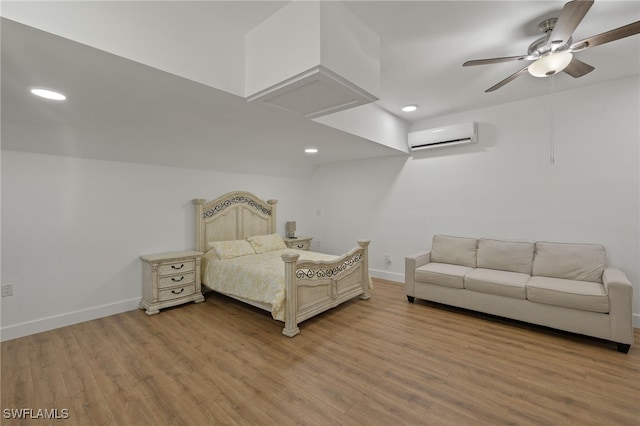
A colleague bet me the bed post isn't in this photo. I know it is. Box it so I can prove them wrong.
[282,252,300,337]
[267,199,277,234]
[358,240,371,300]
[192,199,205,252]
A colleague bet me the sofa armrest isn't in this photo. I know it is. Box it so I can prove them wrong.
[405,250,431,297]
[603,267,634,345]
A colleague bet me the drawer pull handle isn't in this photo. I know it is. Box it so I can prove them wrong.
[297,244,304,248]
[171,264,185,270]
[171,276,185,283]
[171,288,185,295]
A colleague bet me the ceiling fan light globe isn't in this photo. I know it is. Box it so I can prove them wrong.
[528,52,573,77]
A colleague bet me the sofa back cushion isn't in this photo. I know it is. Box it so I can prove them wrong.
[532,241,605,283]
[477,238,534,274]
[431,235,478,268]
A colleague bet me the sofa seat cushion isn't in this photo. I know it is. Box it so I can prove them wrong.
[527,276,609,313]
[415,262,474,289]
[464,268,529,299]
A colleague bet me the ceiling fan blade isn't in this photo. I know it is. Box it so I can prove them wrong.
[485,65,530,92]
[571,20,640,51]
[463,55,532,67]
[546,0,594,50]
[563,57,595,78]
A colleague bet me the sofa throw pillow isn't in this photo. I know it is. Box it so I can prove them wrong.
[477,238,534,274]
[430,235,478,268]
[208,240,256,260]
[532,241,605,283]
[247,233,287,253]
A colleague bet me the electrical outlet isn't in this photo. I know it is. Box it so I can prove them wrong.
[2,284,14,297]
[384,255,392,265]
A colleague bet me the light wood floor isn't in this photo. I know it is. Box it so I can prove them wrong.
[2,279,639,425]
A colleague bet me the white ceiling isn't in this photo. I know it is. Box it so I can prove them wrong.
[1,17,398,178]
[2,1,639,177]
[346,1,639,120]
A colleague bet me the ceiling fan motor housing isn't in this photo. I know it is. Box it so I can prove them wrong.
[528,18,572,57]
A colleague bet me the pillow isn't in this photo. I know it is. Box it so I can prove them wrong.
[532,241,605,283]
[477,238,534,274]
[247,234,287,253]
[431,235,478,268]
[208,240,255,260]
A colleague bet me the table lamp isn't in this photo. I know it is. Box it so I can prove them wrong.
[286,221,296,238]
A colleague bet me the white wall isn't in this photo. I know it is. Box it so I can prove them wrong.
[1,151,312,340]
[245,1,321,97]
[310,76,640,326]
[2,76,638,339]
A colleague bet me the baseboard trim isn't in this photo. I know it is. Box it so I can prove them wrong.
[369,269,404,284]
[3,284,638,341]
[0,298,141,342]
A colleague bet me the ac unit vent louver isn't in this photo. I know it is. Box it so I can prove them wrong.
[408,122,478,151]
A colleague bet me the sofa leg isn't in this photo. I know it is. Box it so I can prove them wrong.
[407,295,415,303]
[616,343,631,353]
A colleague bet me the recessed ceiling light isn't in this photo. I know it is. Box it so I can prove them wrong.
[402,105,417,112]
[30,88,66,101]
[305,148,318,154]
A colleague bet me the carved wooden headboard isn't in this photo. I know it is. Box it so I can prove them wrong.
[192,191,278,252]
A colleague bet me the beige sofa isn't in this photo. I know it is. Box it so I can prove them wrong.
[405,235,634,352]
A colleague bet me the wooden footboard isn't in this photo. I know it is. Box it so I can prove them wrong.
[281,240,371,337]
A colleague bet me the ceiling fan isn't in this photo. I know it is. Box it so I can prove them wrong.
[463,0,640,92]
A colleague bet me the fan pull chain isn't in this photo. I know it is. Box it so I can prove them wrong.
[549,75,555,165]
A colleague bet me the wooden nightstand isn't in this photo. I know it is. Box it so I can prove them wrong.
[283,236,313,251]
[139,250,205,315]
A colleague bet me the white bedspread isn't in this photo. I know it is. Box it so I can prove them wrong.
[202,249,338,321]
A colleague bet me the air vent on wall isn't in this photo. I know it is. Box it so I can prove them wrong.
[408,122,478,151]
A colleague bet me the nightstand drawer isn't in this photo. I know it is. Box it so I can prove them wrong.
[158,259,195,276]
[158,272,195,289]
[159,283,195,302]
[284,236,312,251]
[290,241,310,250]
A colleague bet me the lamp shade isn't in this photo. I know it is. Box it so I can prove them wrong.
[528,52,573,77]
[285,221,296,238]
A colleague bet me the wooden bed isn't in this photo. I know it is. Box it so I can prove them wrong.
[192,191,371,337]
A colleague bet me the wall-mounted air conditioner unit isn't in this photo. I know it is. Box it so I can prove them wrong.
[408,122,478,151]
